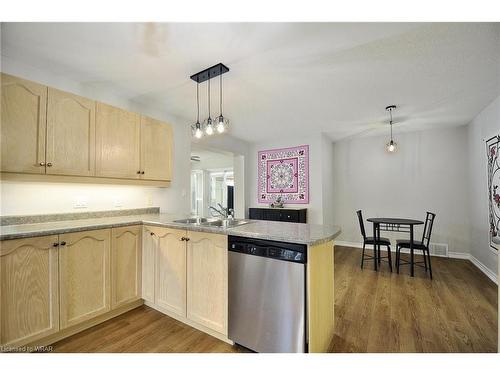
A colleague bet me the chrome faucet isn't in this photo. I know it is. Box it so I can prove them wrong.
[209,204,234,219]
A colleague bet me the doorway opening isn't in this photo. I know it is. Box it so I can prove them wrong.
[190,145,244,218]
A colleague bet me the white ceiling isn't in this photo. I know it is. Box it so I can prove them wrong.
[1,22,499,142]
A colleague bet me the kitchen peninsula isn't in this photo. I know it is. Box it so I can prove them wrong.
[0,207,340,353]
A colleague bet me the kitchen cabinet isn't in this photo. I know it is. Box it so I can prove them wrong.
[153,227,187,316]
[46,88,96,176]
[95,102,141,179]
[1,73,47,174]
[142,226,156,303]
[140,116,173,181]
[59,229,111,329]
[186,231,228,335]
[111,226,142,310]
[1,74,174,184]
[0,235,59,347]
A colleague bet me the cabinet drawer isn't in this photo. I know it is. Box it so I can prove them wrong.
[280,210,299,222]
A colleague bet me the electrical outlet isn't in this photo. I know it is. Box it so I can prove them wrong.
[147,194,153,206]
[74,197,88,209]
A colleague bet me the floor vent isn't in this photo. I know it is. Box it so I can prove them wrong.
[429,242,448,257]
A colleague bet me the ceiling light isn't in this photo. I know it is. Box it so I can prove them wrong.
[216,73,229,133]
[191,82,204,139]
[190,63,229,139]
[385,105,398,153]
[204,78,214,135]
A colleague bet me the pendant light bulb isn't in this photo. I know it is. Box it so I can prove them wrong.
[194,123,203,139]
[205,119,214,135]
[217,116,225,133]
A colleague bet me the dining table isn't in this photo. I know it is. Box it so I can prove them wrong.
[366,217,424,276]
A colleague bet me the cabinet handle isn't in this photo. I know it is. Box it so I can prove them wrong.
[53,242,59,247]
[60,241,66,246]
[141,171,145,175]
[39,162,46,166]
[46,162,53,167]
[185,237,190,242]
[150,232,155,236]
[180,237,185,241]
[137,171,141,174]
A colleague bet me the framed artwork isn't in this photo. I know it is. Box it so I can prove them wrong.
[486,134,500,251]
[258,144,309,204]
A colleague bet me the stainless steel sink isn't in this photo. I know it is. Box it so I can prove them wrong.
[173,217,210,225]
[201,219,250,228]
[173,217,249,228]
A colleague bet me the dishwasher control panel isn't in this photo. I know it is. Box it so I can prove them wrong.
[229,236,307,264]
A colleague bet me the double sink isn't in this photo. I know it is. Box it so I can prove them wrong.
[173,217,250,228]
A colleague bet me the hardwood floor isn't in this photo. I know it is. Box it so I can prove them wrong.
[332,246,497,353]
[51,305,245,353]
[50,245,497,353]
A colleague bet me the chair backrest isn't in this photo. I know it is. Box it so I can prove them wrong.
[356,210,367,240]
[421,212,436,248]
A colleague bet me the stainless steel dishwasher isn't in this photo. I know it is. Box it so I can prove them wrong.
[228,235,307,353]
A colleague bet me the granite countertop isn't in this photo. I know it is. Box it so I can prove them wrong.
[0,213,341,246]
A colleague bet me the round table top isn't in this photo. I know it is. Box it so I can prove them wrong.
[367,217,424,225]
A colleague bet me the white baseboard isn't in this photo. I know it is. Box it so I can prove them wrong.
[469,255,498,284]
[335,241,498,285]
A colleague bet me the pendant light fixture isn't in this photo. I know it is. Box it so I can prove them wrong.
[190,63,229,139]
[191,81,203,139]
[216,73,229,133]
[204,78,214,135]
[385,105,397,153]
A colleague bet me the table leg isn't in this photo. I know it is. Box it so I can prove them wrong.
[377,224,381,265]
[410,224,414,277]
[372,222,377,271]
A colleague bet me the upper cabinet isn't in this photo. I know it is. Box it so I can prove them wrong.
[1,73,47,174]
[46,88,96,176]
[96,102,141,179]
[0,73,173,184]
[140,116,173,181]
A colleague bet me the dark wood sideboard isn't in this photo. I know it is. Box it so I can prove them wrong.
[249,207,307,223]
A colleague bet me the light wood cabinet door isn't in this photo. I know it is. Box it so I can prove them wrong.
[111,226,142,309]
[96,102,141,179]
[140,116,173,181]
[0,235,59,347]
[142,226,156,303]
[186,231,227,334]
[153,227,187,317]
[59,229,111,329]
[46,88,95,176]
[1,73,47,174]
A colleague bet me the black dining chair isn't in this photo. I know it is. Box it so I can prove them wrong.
[395,212,436,279]
[357,210,392,271]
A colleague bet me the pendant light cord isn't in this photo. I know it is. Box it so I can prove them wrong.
[208,78,211,118]
[196,82,200,123]
[219,74,223,115]
[389,108,393,140]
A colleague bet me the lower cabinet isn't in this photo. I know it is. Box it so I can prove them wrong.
[0,235,60,347]
[59,229,111,329]
[0,225,228,349]
[186,231,228,335]
[111,226,142,309]
[142,227,228,337]
[153,227,187,316]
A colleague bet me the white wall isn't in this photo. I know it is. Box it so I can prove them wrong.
[248,134,331,225]
[467,95,499,277]
[331,126,472,256]
[0,58,191,216]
